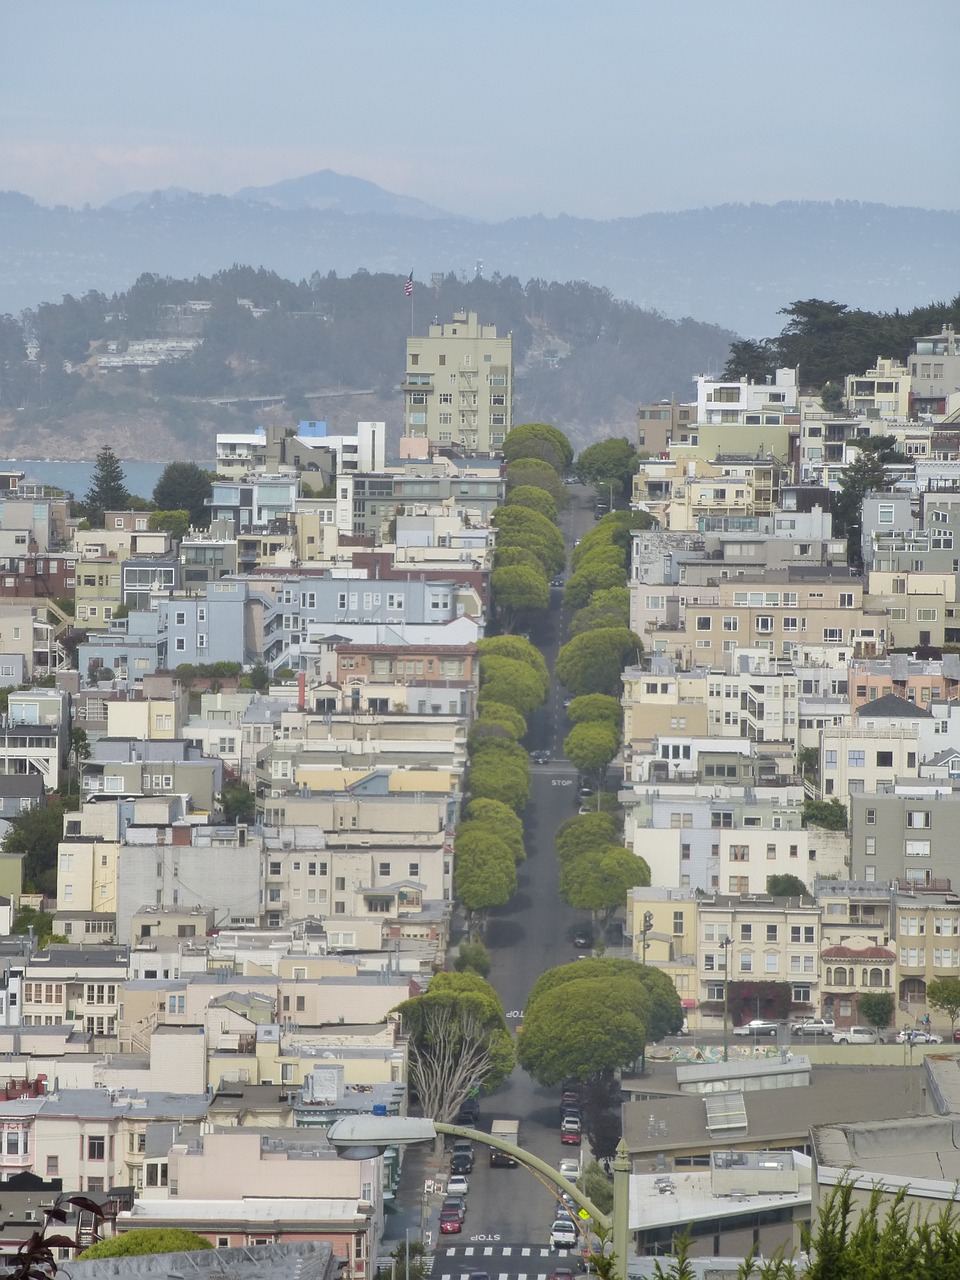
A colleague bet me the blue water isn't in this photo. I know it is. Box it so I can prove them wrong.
[0,459,214,501]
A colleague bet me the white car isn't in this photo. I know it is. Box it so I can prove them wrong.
[732,1019,779,1037]
[791,1017,836,1037]
[550,1219,579,1250]
[446,1174,469,1197]
[895,1028,942,1044]
[832,1025,879,1044]
[559,1158,581,1182]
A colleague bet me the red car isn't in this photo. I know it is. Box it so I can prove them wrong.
[439,1209,462,1235]
[561,1118,582,1145]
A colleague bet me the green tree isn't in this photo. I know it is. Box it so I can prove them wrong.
[11,905,56,946]
[148,509,190,539]
[556,812,622,864]
[503,423,573,472]
[474,701,527,740]
[505,458,565,504]
[582,1159,614,1215]
[927,976,960,1032]
[563,721,621,784]
[454,822,519,931]
[803,797,848,831]
[79,1229,214,1260]
[492,506,566,577]
[468,754,530,812]
[567,694,623,727]
[556,628,642,697]
[477,635,549,685]
[479,655,548,715]
[84,445,130,523]
[505,484,558,523]
[464,798,525,862]
[518,959,681,1085]
[3,800,67,895]
[834,435,900,544]
[766,874,809,898]
[221,781,255,825]
[563,562,628,611]
[152,462,214,527]
[454,940,492,978]
[721,338,776,382]
[491,563,550,630]
[395,971,514,1121]
[569,587,631,637]
[858,991,895,1033]
[559,845,650,933]
[387,1236,430,1280]
[820,380,846,413]
[576,437,638,503]
[493,545,548,575]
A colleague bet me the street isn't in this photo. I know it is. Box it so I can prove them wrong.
[448,487,599,1247]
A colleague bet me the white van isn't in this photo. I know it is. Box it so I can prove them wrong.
[832,1025,879,1044]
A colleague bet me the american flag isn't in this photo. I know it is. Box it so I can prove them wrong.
[404,272,414,297]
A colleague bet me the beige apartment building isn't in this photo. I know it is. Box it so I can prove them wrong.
[402,311,512,455]
[74,555,123,629]
[844,356,912,418]
[866,567,957,650]
[631,455,785,531]
[643,573,884,668]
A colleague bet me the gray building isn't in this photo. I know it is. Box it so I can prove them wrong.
[81,739,224,814]
[115,824,263,943]
[849,782,960,886]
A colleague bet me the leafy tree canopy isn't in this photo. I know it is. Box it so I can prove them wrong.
[477,634,549,684]
[479,653,549,712]
[503,423,573,470]
[454,828,518,924]
[148,509,190,539]
[505,457,565,504]
[556,811,622,863]
[491,563,550,628]
[567,693,623,727]
[493,545,547,574]
[563,721,621,781]
[468,755,530,812]
[152,460,214,528]
[454,940,492,978]
[474,700,528,740]
[766,873,809,898]
[505,484,558,523]
[464,798,525,862]
[221,781,255,825]
[858,991,896,1030]
[3,800,67,896]
[563,561,628,611]
[569,587,631,638]
[491,505,566,576]
[926,976,960,1029]
[576,437,638,502]
[394,972,514,1121]
[803,797,848,831]
[79,1229,213,1260]
[556,628,642,697]
[559,845,650,930]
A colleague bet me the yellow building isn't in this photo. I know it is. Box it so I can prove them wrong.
[74,555,122,630]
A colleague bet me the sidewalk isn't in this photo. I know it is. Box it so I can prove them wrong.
[382,1134,450,1252]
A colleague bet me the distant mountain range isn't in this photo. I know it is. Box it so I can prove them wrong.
[1,171,958,335]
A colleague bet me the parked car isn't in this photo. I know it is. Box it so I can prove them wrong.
[573,929,593,949]
[551,576,564,587]
[561,1117,582,1145]
[456,1097,479,1125]
[732,1019,780,1037]
[896,1028,943,1044]
[791,1017,836,1037]
[439,1209,462,1235]
[450,1152,473,1174]
[442,1195,466,1222]
[446,1175,470,1197]
[832,1026,879,1044]
[561,1105,583,1124]
[550,1219,579,1250]
[559,1158,582,1182]
[548,1269,576,1280]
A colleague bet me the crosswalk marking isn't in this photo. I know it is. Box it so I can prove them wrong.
[520,1249,531,1257]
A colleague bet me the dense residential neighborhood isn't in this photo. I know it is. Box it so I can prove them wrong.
[2,306,960,1275]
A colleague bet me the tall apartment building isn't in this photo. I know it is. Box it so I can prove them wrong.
[402,312,512,456]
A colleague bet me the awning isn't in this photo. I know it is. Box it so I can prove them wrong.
[681,998,696,1009]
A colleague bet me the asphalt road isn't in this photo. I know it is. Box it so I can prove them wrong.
[456,487,600,1247]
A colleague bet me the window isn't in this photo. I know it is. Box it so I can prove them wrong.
[766,924,778,942]
[335,876,346,891]
[740,924,752,942]
[876,751,894,768]
[696,616,711,631]
[848,750,865,767]
[46,1155,59,1176]
[907,810,931,828]
[706,983,725,1002]
[792,984,811,1003]
[87,1136,105,1160]
[905,840,931,858]
[722,616,738,632]
[825,750,837,768]
[865,808,876,825]
[739,952,753,973]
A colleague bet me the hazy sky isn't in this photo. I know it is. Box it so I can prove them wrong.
[4,0,958,221]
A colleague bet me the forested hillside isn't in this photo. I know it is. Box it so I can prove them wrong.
[0,268,736,460]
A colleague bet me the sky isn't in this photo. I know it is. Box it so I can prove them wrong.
[3,0,959,222]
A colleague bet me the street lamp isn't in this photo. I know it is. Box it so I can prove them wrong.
[327,1116,632,1280]
[640,912,653,967]
[720,935,733,1062]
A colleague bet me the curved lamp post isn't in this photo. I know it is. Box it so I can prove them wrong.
[327,1117,632,1280]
